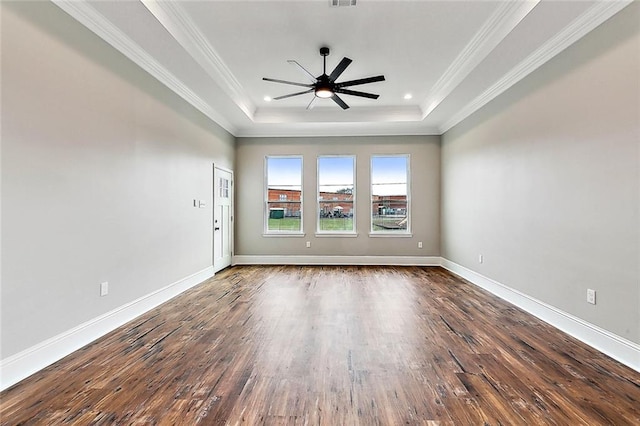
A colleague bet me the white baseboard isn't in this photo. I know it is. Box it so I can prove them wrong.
[0,266,214,391]
[232,255,441,266]
[440,258,640,373]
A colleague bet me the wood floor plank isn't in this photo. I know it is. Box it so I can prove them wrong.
[1,265,639,425]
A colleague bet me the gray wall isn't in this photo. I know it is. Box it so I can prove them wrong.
[441,4,639,344]
[235,136,440,257]
[2,0,636,365]
[1,2,235,358]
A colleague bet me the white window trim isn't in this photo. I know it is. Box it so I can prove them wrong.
[369,154,411,236]
[368,232,413,238]
[315,232,358,238]
[316,155,356,235]
[262,233,306,238]
[264,155,304,235]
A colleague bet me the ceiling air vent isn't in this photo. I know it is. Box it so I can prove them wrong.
[330,0,356,7]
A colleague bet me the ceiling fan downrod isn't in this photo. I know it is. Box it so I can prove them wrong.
[320,46,330,75]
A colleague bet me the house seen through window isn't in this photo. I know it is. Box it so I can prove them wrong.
[265,156,302,233]
[317,156,355,233]
[371,155,410,233]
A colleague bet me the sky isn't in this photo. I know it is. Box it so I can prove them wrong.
[267,157,302,187]
[371,156,408,196]
[371,156,408,184]
[318,156,354,186]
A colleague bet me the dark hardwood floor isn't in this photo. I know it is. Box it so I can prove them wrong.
[1,266,639,425]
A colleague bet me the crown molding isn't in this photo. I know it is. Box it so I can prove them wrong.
[420,0,539,120]
[140,0,256,121]
[51,0,237,135]
[253,105,423,124]
[439,0,633,134]
[235,121,441,138]
[53,0,631,139]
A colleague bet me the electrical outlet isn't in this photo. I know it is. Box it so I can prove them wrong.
[306,241,311,248]
[587,289,596,305]
[100,282,109,297]
[478,254,483,264]
[418,241,423,249]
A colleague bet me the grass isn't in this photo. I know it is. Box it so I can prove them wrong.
[268,217,405,232]
[267,217,355,232]
[268,217,301,231]
[319,218,353,231]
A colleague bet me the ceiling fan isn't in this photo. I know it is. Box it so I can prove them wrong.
[263,47,385,110]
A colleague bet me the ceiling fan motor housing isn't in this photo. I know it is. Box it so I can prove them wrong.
[315,75,333,98]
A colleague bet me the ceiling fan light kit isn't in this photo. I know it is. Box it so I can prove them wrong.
[263,47,385,110]
[315,87,334,99]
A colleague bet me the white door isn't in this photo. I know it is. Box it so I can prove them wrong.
[213,167,233,272]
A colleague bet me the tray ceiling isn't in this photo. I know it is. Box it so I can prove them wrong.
[52,0,631,137]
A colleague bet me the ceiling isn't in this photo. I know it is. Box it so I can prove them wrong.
[52,0,631,138]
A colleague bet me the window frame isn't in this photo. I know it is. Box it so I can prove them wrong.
[263,155,304,236]
[369,154,411,237]
[316,155,357,236]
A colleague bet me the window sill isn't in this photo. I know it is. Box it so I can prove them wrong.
[262,233,306,238]
[368,233,413,238]
[315,232,359,238]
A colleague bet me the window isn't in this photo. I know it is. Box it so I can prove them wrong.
[317,156,355,233]
[219,177,229,199]
[371,155,410,234]
[265,156,303,233]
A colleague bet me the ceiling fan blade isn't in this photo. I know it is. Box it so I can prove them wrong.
[287,60,317,83]
[335,75,385,88]
[328,57,352,82]
[273,89,314,100]
[306,96,317,110]
[331,94,349,110]
[263,77,313,88]
[335,88,379,99]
